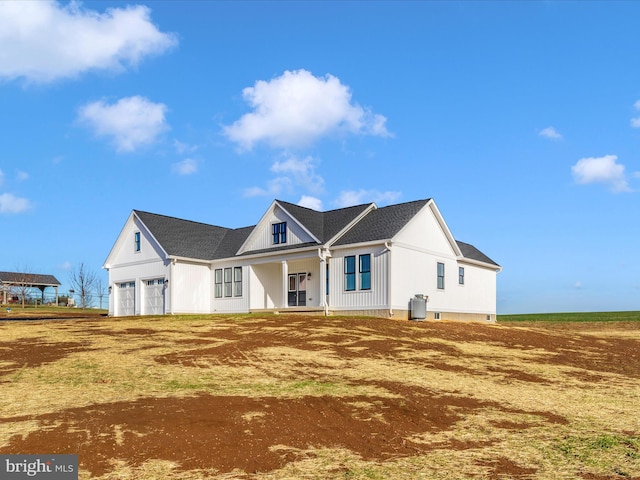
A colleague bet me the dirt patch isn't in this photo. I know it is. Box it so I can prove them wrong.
[476,457,538,478]
[1,314,637,479]
[2,377,566,476]
[0,340,89,377]
[2,390,479,476]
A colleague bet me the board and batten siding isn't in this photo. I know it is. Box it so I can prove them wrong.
[241,205,316,253]
[211,263,250,313]
[249,263,282,310]
[328,245,388,311]
[106,215,170,316]
[171,261,211,314]
[107,260,168,315]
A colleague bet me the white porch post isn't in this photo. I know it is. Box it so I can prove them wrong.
[318,248,327,314]
[281,260,288,309]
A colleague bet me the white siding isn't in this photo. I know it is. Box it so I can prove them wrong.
[388,202,498,317]
[171,261,211,314]
[394,203,457,255]
[250,263,282,310]
[329,245,388,311]
[211,263,250,313]
[108,259,168,316]
[241,205,316,253]
[390,245,496,316]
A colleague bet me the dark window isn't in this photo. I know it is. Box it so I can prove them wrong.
[459,267,465,285]
[224,268,232,297]
[359,254,371,290]
[345,256,356,291]
[437,262,445,289]
[214,269,222,298]
[134,232,141,252]
[234,267,242,297]
[325,263,329,295]
[272,222,287,244]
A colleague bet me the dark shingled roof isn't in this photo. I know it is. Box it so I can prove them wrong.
[456,241,500,267]
[135,211,233,260]
[133,201,499,268]
[0,272,61,286]
[212,226,254,260]
[275,200,372,243]
[333,199,430,246]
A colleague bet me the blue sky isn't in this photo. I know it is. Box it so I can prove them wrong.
[1,1,639,314]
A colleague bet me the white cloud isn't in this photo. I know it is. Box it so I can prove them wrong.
[173,140,198,155]
[16,170,29,181]
[334,189,401,208]
[0,0,177,83]
[244,154,324,198]
[270,155,324,194]
[172,158,198,175]
[574,281,583,289]
[539,126,563,140]
[298,195,323,211]
[243,177,292,198]
[571,154,632,193]
[223,69,391,150]
[0,193,31,213]
[0,169,4,186]
[78,96,169,152]
[59,261,73,271]
[631,100,640,128]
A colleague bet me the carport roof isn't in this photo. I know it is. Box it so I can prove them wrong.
[0,272,61,287]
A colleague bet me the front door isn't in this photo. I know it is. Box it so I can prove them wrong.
[288,273,307,307]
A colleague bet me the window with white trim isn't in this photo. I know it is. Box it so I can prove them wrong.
[359,254,371,290]
[345,256,356,291]
[214,269,222,298]
[345,254,372,291]
[272,222,287,244]
[233,267,242,297]
[437,262,445,290]
[459,267,465,285]
[134,232,141,252]
[224,268,232,297]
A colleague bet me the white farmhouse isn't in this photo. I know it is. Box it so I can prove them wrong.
[103,198,501,321]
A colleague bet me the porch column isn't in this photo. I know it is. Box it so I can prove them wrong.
[281,260,288,309]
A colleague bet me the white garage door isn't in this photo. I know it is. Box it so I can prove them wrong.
[143,278,165,315]
[117,282,135,316]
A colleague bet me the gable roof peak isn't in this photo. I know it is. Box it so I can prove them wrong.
[274,199,374,214]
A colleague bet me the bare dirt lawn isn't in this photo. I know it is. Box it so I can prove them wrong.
[0,313,638,479]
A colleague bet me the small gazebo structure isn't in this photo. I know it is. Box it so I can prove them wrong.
[0,271,61,306]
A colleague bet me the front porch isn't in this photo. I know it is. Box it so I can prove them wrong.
[248,255,327,312]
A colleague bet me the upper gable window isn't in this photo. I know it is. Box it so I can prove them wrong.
[134,232,141,252]
[272,222,287,244]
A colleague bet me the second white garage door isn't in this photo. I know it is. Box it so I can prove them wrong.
[143,278,165,315]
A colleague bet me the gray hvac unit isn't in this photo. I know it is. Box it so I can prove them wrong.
[410,294,427,320]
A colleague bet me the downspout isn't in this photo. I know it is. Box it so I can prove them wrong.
[169,258,175,315]
[385,241,393,317]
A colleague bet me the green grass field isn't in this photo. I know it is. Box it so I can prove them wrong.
[498,310,640,323]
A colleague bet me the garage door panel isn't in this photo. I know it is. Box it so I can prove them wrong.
[117,282,135,316]
[144,278,165,315]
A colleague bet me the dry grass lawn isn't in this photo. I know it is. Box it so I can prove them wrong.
[0,312,638,479]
